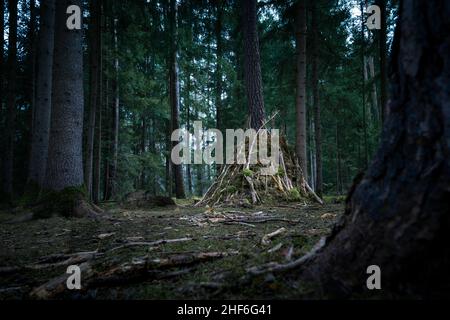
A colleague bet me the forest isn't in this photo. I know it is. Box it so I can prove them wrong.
[0,0,449,302]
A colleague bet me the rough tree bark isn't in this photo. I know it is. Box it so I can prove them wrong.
[242,0,265,130]
[27,0,55,189]
[44,0,85,192]
[2,0,18,200]
[169,0,185,199]
[311,2,322,197]
[300,0,450,298]
[295,0,307,179]
[85,0,101,199]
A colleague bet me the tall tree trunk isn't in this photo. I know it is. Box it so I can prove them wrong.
[186,74,192,195]
[27,0,55,189]
[376,0,388,122]
[295,0,307,179]
[106,15,119,200]
[169,0,185,199]
[311,2,322,197]
[242,0,265,130]
[360,2,369,167]
[85,0,101,198]
[44,0,84,192]
[2,0,18,200]
[215,1,223,132]
[93,1,104,205]
[301,0,450,298]
[368,55,379,123]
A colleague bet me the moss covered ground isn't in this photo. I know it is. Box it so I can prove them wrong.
[0,199,343,300]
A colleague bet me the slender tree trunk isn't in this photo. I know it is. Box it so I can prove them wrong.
[186,74,192,195]
[368,55,379,122]
[295,0,307,179]
[215,1,223,132]
[376,0,388,122]
[169,0,185,199]
[301,0,450,298]
[85,0,101,198]
[27,0,37,162]
[93,1,104,204]
[106,16,119,200]
[44,0,85,192]
[2,0,18,200]
[27,0,55,189]
[311,2,322,196]
[242,0,265,130]
[360,2,369,167]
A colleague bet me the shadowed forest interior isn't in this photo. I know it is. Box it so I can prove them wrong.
[1,0,450,301]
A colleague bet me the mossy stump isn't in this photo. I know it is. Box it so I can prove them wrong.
[33,186,102,219]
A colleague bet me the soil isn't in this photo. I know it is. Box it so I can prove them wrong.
[0,199,343,300]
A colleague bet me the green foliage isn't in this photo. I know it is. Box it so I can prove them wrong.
[287,188,301,202]
[242,169,254,177]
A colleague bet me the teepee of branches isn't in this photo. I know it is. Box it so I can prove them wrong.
[196,115,323,208]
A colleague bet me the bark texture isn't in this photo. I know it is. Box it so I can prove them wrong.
[242,0,266,130]
[27,0,55,188]
[295,0,307,179]
[44,0,85,191]
[169,0,185,199]
[302,0,450,298]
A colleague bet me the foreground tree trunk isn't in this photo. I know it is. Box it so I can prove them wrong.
[27,0,55,191]
[295,0,307,179]
[242,0,265,130]
[299,0,450,298]
[40,0,100,218]
[2,0,18,201]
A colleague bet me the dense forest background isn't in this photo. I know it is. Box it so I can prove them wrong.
[0,0,398,205]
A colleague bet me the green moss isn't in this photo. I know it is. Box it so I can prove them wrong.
[242,168,254,177]
[34,186,87,218]
[287,188,301,201]
[276,166,285,176]
[225,185,238,194]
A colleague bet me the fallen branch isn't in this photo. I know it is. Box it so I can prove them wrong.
[109,237,193,252]
[247,237,326,276]
[29,251,239,299]
[261,228,287,245]
[0,251,100,275]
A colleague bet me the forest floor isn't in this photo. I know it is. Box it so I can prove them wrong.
[0,199,344,300]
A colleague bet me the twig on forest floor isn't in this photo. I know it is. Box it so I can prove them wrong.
[246,237,326,276]
[0,251,101,275]
[261,228,287,246]
[108,237,193,252]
